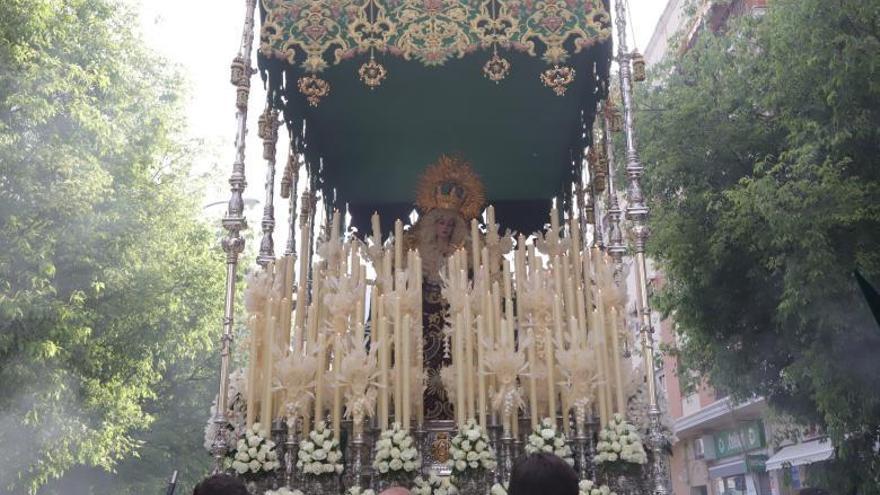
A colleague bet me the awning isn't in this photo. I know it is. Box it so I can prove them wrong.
[765,439,834,471]
[708,458,747,479]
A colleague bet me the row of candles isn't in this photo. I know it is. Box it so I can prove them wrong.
[241,207,631,442]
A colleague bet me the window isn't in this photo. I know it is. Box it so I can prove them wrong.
[693,437,705,460]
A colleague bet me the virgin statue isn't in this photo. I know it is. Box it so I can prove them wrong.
[406,155,485,420]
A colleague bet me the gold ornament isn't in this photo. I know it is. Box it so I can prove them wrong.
[415,154,486,220]
[431,432,451,463]
[297,75,330,107]
[540,65,576,96]
[358,58,388,88]
[483,52,511,83]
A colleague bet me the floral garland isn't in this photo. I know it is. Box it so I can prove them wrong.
[229,423,281,476]
[594,413,647,465]
[524,417,574,466]
[412,474,459,495]
[373,422,422,475]
[448,419,498,473]
[578,480,617,495]
[297,421,345,476]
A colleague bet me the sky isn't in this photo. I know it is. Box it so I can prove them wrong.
[139,0,668,242]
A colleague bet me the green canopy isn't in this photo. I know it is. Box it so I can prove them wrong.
[258,0,613,233]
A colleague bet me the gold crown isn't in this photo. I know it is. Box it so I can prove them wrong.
[415,154,486,220]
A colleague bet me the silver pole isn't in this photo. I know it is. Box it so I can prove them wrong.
[283,150,300,257]
[614,0,670,492]
[211,0,258,473]
[604,102,626,276]
[257,106,281,267]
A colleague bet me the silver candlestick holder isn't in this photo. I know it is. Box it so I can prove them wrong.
[347,428,370,490]
[499,427,515,485]
[284,417,301,488]
[574,420,590,481]
[271,419,287,490]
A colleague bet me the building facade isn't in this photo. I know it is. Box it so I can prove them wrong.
[644,3,832,494]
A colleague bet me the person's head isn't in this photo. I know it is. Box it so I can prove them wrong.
[192,474,248,495]
[508,453,578,495]
[379,488,411,495]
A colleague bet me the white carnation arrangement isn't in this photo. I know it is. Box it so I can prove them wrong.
[524,417,574,466]
[372,422,422,475]
[578,480,617,495]
[346,486,376,495]
[297,421,345,476]
[228,423,281,476]
[447,419,497,473]
[594,413,647,465]
[412,474,459,495]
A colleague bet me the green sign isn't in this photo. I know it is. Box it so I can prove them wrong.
[714,421,766,459]
[746,454,768,473]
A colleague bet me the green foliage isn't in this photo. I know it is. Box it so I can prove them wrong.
[639,0,880,492]
[0,0,226,492]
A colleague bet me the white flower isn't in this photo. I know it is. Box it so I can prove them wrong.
[312,448,327,461]
[390,447,401,459]
[323,463,335,474]
[302,441,315,452]
[393,431,406,443]
[466,429,481,441]
[232,460,248,474]
[541,445,553,453]
[400,447,415,460]
[611,442,621,452]
[389,458,403,471]
[529,436,543,447]
[468,461,479,469]
[541,429,555,440]
[247,435,261,448]
[404,460,416,472]
[235,451,249,462]
[466,451,478,462]
[455,460,467,471]
[461,440,471,451]
[248,447,258,458]
[248,459,261,472]
[453,449,465,461]
[475,441,486,452]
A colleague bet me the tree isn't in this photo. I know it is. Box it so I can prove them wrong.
[0,0,227,492]
[638,0,880,491]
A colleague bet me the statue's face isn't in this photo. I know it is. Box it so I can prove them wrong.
[434,215,455,242]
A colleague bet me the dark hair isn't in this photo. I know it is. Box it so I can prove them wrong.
[192,474,249,495]
[508,453,578,495]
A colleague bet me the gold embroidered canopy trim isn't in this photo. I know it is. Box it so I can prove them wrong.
[260,0,611,102]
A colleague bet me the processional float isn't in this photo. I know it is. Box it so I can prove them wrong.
[207,0,670,493]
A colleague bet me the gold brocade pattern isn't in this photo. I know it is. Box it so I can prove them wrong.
[260,0,611,76]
